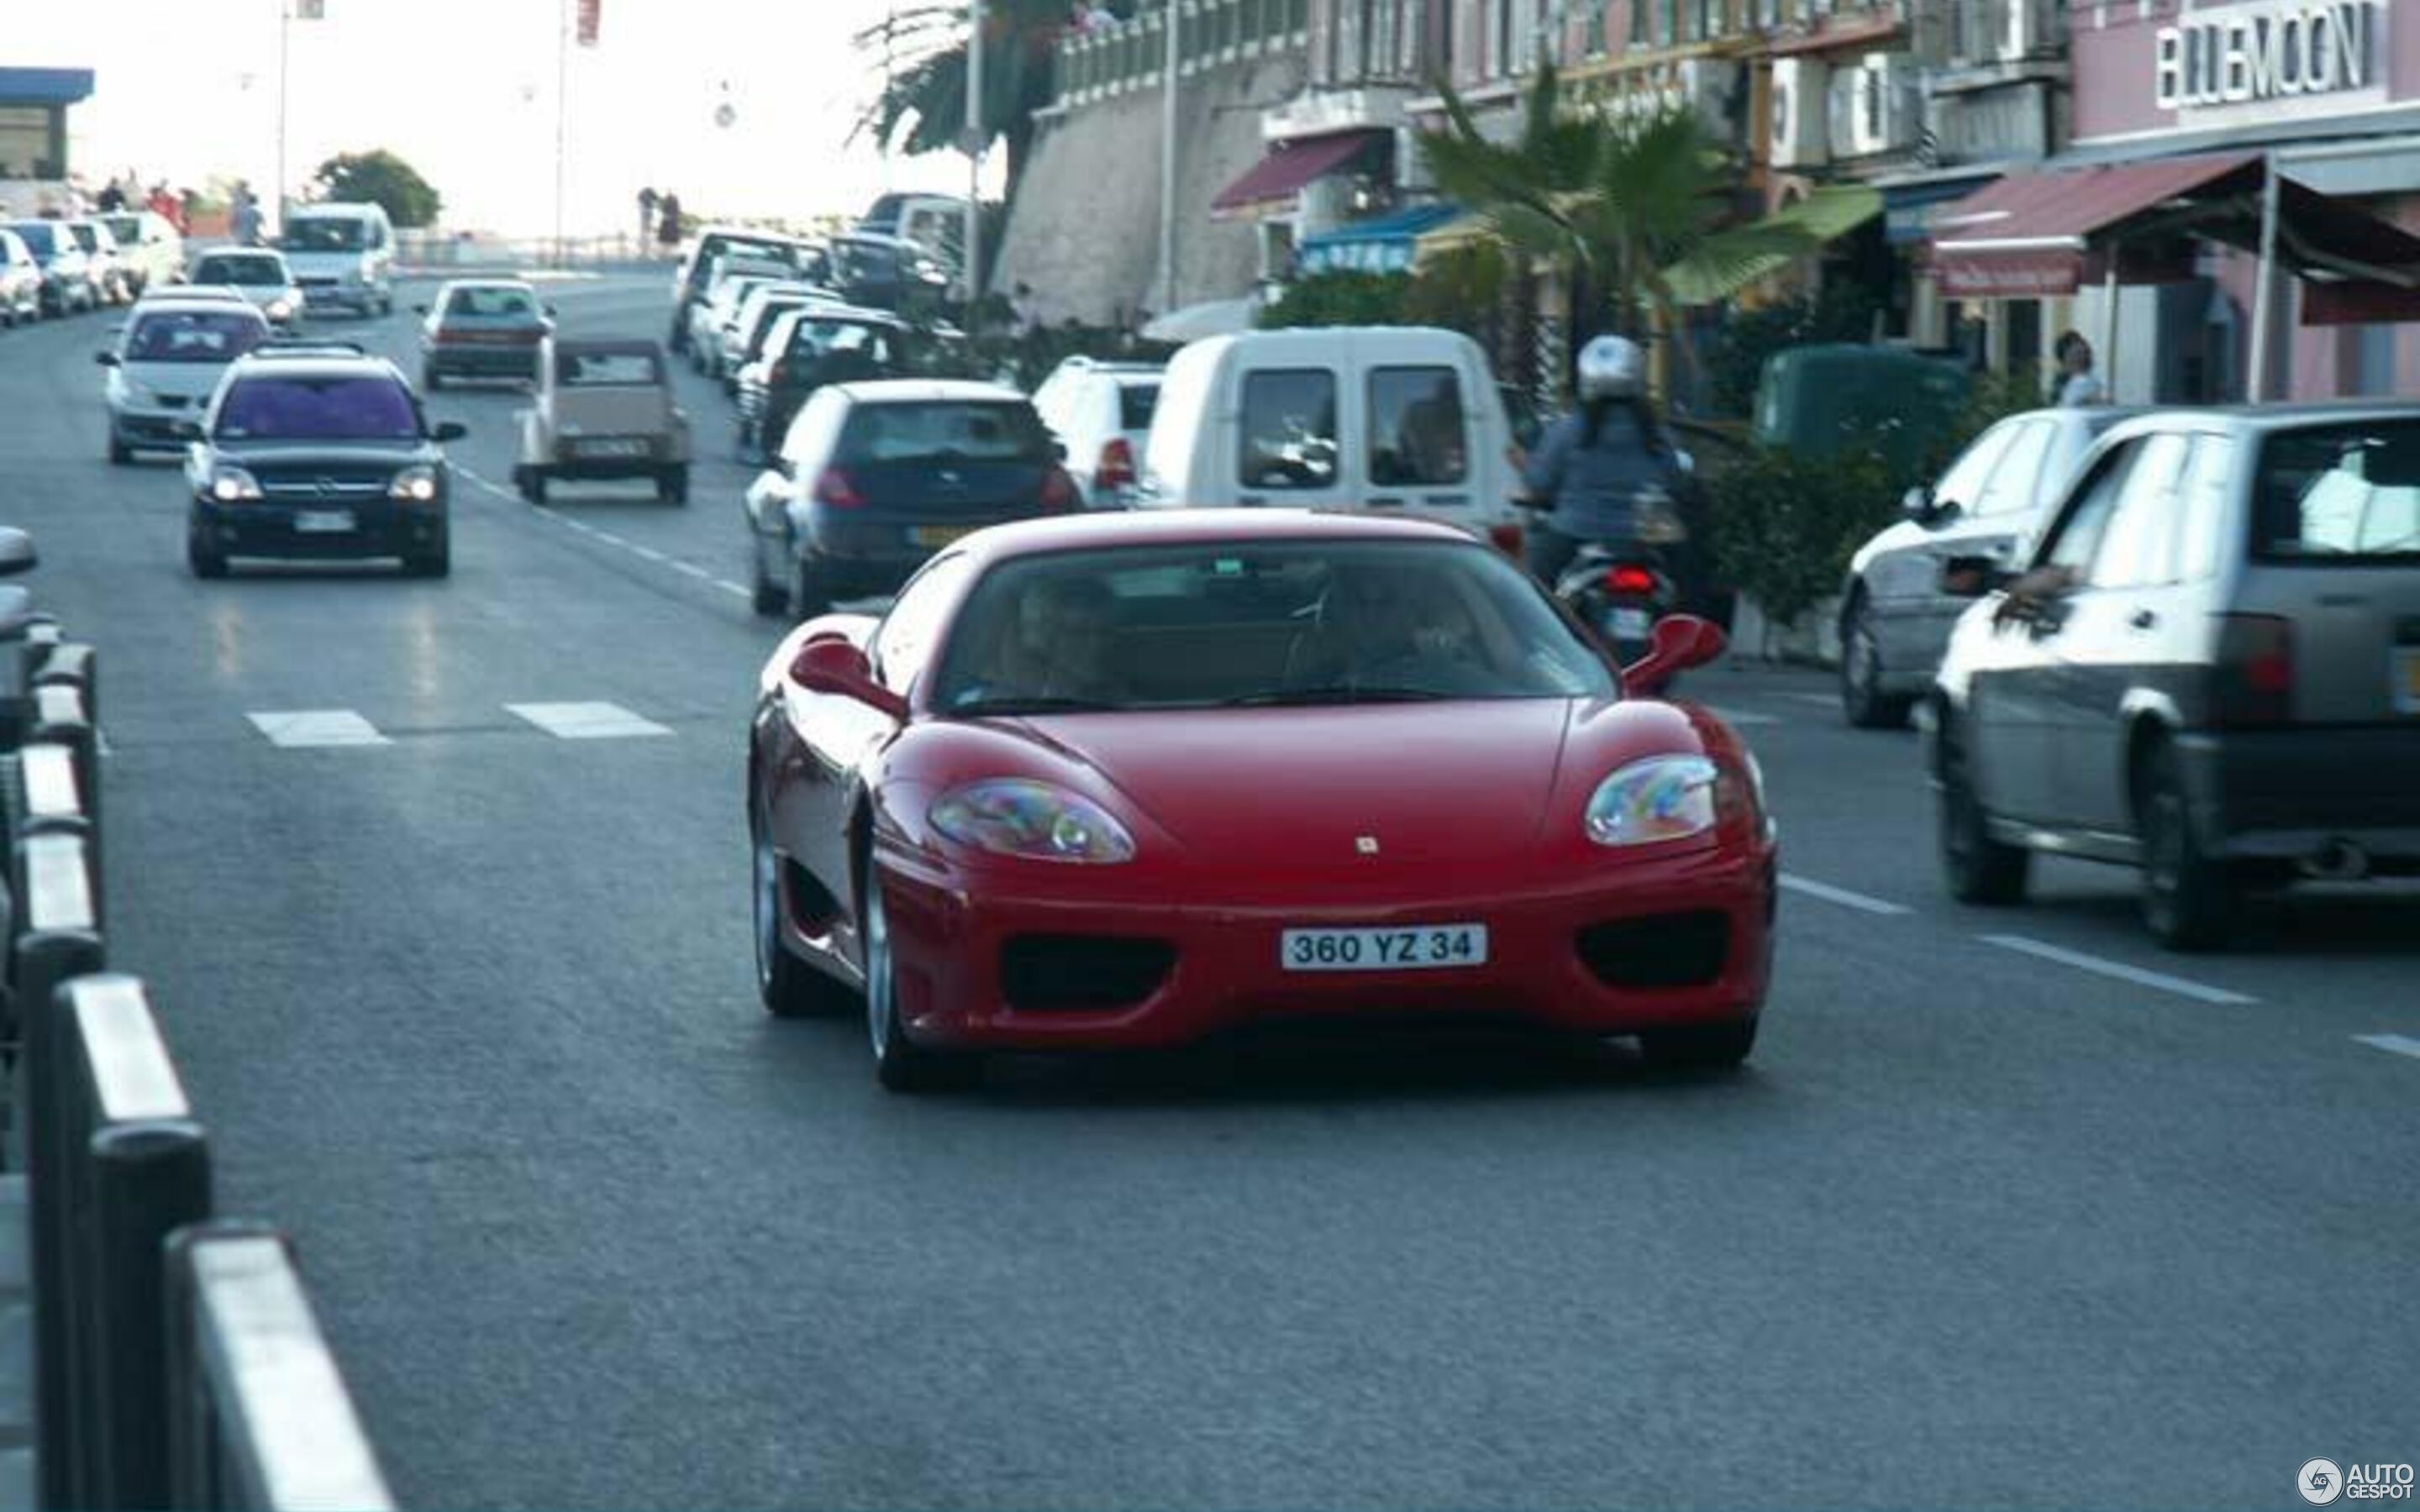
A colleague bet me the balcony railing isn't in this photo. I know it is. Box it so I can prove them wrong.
[1051,0,1313,109]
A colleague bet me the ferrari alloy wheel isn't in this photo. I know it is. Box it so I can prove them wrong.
[1938,717,2029,906]
[753,803,854,1019]
[1840,596,1912,729]
[1639,1018,1757,1071]
[864,872,980,1093]
[2136,741,2234,951]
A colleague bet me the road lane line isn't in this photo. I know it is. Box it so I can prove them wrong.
[1778,873,1911,916]
[247,711,389,748]
[504,701,674,740]
[713,581,751,599]
[1702,706,1781,727]
[2354,1033,2420,1060]
[1781,693,1839,708]
[1977,934,2258,1005]
[671,561,713,580]
[630,546,670,564]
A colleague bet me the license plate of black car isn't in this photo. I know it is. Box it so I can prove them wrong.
[293,510,355,533]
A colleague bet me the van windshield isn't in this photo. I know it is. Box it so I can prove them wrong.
[285,218,366,251]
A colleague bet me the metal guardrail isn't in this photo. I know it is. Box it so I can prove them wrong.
[1052,0,1312,108]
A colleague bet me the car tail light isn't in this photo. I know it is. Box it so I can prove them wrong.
[1039,466,1080,512]
[1095,437,1137,493]
[1488,522,1524,556]
[813,467,865,509]
[2212,612,2293,725]
[769,360,791,388]
[1604,564,1657,596]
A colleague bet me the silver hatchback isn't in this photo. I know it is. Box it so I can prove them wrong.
[1929,403,2420,948]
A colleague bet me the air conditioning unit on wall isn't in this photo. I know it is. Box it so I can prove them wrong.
[1770,57,1829,170]
[1848,55,1919,157]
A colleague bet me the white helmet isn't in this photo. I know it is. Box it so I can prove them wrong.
[1576,334,1646,402]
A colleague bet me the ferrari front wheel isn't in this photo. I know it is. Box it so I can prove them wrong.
[753,803,855,1020]
[863,872,981,1093]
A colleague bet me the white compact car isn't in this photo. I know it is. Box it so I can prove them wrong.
[186,249,305,329]
[97,296,273,462]
[1031,355,1161,508]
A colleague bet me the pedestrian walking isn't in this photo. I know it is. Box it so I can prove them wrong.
[656,190,683,253]
[637,186,659,255]
[2052,330,2106,407]
[230,181,263,247]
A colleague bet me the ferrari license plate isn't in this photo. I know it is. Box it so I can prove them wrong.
[1281,923,1488,973]
[292,510,355,533]
[576,438,649,459]
[2396,647,2420,714]
[913,525,975,548]
[1607,607,1654,640]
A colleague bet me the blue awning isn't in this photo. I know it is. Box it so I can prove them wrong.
[0,69,96,107]
[1298,203,1467,275]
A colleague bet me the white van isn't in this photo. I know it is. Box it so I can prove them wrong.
[278,202,397,317]
[1139,327,1526,554]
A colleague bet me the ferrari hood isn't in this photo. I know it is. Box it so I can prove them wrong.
[1016,701,1577,866]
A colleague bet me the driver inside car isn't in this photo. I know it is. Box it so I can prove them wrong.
[955,576,1127,708]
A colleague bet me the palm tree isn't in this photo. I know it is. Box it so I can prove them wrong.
[854,0,1077,201]
[1418,64,1813,387]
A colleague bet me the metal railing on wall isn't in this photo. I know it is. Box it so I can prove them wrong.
[1052,0,1313,109]
[3,630,395,1509]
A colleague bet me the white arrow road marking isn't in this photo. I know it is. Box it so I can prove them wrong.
[2353,1033,2420,1061]
[1978,934,2258,1005]
[505,701,673,740]
[247,710,390,748]
[1778,873,1911,916]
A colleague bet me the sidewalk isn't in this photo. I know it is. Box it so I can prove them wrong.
[0,1175,31,1511]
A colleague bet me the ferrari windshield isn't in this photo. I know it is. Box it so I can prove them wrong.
[931,539,1614,714]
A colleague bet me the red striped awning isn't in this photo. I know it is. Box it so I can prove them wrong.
[1928,152,2261,298]
[1212,131,1386,217]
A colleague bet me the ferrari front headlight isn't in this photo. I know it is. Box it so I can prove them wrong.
[1586,756,1718,848]
[930,779,1135,864]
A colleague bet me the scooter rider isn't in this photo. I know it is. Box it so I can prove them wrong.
[1518,334,1691,585]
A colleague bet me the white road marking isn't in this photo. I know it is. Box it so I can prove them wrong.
[1781,692,1839,708]
[95,727,113,758]
[2354,1033,2420,1061]
[1977,934,2258,1005]
[247,710,390,748]
[713,581,751,599]
[1778,873,1911,916]
[504,701,673,740]
[630,546,670,564]
[671,561,713,580]
[1701,705,1781,727]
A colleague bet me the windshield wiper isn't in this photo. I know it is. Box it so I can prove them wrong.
[950,695,1121,717]
[1223,684,1451,707]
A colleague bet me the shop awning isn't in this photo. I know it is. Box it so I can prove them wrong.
[1927,150,2420,308]
[1297,203,1468,275]
[1212,130,1387,218]
[0,68,95,106]
[1662,184,1883,307]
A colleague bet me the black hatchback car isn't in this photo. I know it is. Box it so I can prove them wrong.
[744,380,1081,617]
[184,344,466,578]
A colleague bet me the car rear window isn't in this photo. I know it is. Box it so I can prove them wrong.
[103,215,142,244]
[194,255,284,286]
[2254,421,2420,563]
[836,402,1052,465]
[66,223,101,252]
[444,286,539,318]
[10,223,59,255]
[127,310,268,363]
[1118,381,1160,432]
[558,350,660,386]
[216,375,420,441]
[284,218,366,251]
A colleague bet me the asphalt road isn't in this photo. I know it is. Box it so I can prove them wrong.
[3,275,2415,1510]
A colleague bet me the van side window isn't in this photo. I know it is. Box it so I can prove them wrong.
[1238,370,1338,491]
[1367,366,1467,486]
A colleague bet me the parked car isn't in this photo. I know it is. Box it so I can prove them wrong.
[96,297,273,463]
[62,218,132,304]
[416,279,554,389]
[186,249,303,329]
[183,344,465,578]
[513,339,690,504]
[4,220,98,316]
[737,306,913,459]
[1929,404,2420,949]
[278,201,397,316]
[856,192,968,267]
[828,231,952,312]
[98,211,183,296]
[1141,326,1528,557]
[745,510,1765,1090]
[689,271,780,375]
[0,230,41,326]
[1839,407,2139,727]
[717,281,832,391]
[667,227,827,354]
[743,380,1081,618]
[1030,355,1161,508]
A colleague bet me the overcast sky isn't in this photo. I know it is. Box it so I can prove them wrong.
[16,0,989,236]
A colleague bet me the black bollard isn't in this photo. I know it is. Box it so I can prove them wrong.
[86,1120,211,1510]
[14,922,103,1512]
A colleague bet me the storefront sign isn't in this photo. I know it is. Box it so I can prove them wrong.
[2154,0,2386,123]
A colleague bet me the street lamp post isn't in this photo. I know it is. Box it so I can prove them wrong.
[275,0,292,233]
[554,0,571,267]
[1158,0,1180,318]
[965,0,986,328]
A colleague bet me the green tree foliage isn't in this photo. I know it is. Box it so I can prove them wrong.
[854,0,1076,201]
[311,150,441,228]
[1416,65,1813,354]
[1258,270,1413,328]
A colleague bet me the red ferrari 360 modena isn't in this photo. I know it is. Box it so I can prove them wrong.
[747,509,1777,1091]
